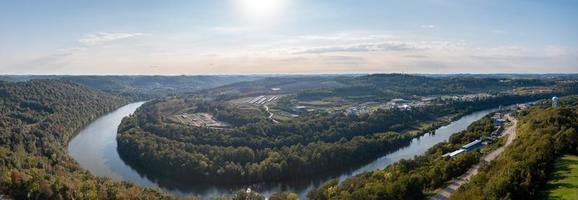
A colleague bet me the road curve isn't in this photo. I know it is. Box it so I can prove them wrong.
[264,105,279,124]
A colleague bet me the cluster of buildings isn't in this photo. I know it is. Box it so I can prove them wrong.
[491,112,506,126]
[443,111,507,158]
[286,92,521,117]
[298,94,493,116]
[443,139,484,157]
[341,98,433,115]
[443,96,558,158]
[383,98,429,110]
[512,101,541,110]
[380,93,495,112]
[440,93,494,102]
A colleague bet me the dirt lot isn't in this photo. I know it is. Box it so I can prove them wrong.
[168,113,229,128]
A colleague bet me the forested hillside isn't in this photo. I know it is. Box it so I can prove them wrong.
[117,93,546,184]
[1,76,573,200]
[0,75,259,101]
[0,80,171,199]
[450,96,578,200]
[306,116,498,200]
[306,96,578,200]
[204,74,569,101]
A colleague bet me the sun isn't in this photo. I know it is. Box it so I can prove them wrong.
[236,0,288,20]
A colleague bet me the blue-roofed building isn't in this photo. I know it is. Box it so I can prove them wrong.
[443,149,466,157]
[461,139,483,151]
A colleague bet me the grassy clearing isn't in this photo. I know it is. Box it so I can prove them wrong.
[543,155,578,200]
[270,109,294,122]
[405,121,437,137]
[299,100,336,106]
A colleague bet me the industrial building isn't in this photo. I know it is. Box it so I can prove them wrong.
[443,139,484,157]
[461,139,483,152]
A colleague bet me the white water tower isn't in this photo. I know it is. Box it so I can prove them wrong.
[552,96,559,108]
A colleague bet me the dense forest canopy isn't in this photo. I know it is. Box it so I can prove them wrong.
[117,90,552,184]
[0,75,260,101]
[0,74,577,200]
[114,74,578,186]
[307,115,499,200]
[2,74,576,103]
[450,96,578,200]
[308,96,578,200]
[202,74,575,101]
[0,80,172,199]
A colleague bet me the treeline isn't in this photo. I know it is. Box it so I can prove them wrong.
[212,190,298,200]
[306,116,497,200]
[207,73,566,102]
[313,74,552,100]
[0,75,258,101]
[0,80,172,199]
[116,93,546,184]
[450,96,578,200]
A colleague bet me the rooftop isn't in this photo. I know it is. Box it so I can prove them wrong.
[462,139,482,149]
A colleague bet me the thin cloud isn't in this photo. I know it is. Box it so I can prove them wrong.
[298,33,394,42]
[292,40,462,54]
[420,25,437,29]
[78,32,146,45]
[491,29,507,34]
[7,47,86,73]
[294,42,418,54]
[209,26,252,34]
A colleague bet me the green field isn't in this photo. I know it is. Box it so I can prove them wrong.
[544,155,578,200]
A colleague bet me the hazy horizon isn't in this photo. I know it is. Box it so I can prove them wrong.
[1,0,577,74]
[2,72,578,76]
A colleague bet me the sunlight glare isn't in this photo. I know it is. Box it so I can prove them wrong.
[237,0,288,20]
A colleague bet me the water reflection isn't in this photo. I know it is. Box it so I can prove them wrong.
[68,102,495,199]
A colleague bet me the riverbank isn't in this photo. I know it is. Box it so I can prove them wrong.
[430,114,518,200]
[0,81,167,200]
[68,100,498,199]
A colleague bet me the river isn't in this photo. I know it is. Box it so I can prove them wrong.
[68,102,496,199]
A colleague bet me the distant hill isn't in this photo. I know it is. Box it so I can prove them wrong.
[0,75,261,100]
[423,73,578,80]
[2,74,574,102]
[204,73,563,101]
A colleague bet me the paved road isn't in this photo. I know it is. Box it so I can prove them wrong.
[264,105,279,124]
[483,115,516,162]
[430,114,517,200]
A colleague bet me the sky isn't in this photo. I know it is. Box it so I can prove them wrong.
[1,0,577,75]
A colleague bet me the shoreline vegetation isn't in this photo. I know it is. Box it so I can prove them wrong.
[0,80,173,199]
[116,94,546,185]
[450,96,578,200]
[306,111,500,200]
[306,96,578,200]
[1,74,577,200]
